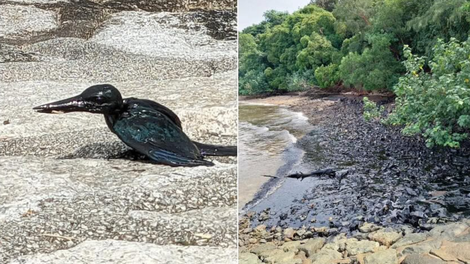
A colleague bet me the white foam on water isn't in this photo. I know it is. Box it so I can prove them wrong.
[289,133,298,144]
[239,103,314,209]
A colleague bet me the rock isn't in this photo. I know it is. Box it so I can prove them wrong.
[297,227,307,238]
[0,4,236,263]
[263,249,302,264]
[309,248,342,264]
[0,44,38,63]
[323,234,347,251]
[88,0,236,11]
[363,249,398,264]
[253,225,268,239]
[452,226,470,242]
[282,241,303,253]
[240,252,263,264]
[328,228,339,236]
[368,230,403,247]
[0,5,58,39]
[429,222,468,240]
[284,228,296,240]
[90,12,237,62]
[401,253,446,264]
[243,228,253,234]
[299,238,326,257]
[353,232,369,240]
[345,239,380,256]
[359,223,381,233]
[314,227,328,235]
[255,225,266,232]
[399,239,442,257]
[303,231,313,238]
[335,169,349,178]
[429,240,470,262]
[391,233,428,249]
[250,243,277,256]
[10,240,236,264]
[295,250,308,262]
[355,253,367,264]
[259,212,270,221]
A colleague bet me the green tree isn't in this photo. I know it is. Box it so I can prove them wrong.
[239,0,470,96]
[311,0,338,12]
[387,39,470,148]
[243,10,288,36]
[238,34,270,95]
[296,33,335,71]
[315,64,340,88]
[258,5,341,91]
[406,0,470,55]
[339,33,403,90]
[333,0,379,36]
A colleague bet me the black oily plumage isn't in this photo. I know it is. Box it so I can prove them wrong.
[33,84,237,167]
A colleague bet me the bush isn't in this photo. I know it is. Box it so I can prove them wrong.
[315,64,340,88]
[286,70,316,91]
[286,72,308,91]
[363,97,384,121]
[387,38,470,148]
[239,69,271,95]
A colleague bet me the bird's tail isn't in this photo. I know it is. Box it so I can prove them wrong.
[193,141,237,156]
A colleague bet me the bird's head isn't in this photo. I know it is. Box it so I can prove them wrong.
[33,84,123,114]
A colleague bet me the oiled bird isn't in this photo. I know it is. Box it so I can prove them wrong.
[33,84,236,166]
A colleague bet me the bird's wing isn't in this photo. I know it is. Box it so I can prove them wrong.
[113,109,212,166]
[124,98,182,129]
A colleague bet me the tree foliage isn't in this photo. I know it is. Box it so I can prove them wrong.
[387,39,470,147]
[339,34,403,90]
[239,5,342,94]
[315,64,340,88]
[363,97,384,121]
[239,0,470,147]
[239,0,470,96]
[238,33,270,95]
[310,0,338,12]
[243,10,288,36]
[332,0,378,36]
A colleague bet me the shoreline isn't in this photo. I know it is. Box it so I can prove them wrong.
[240,94,311,107]
[240,92,338,125]
[239,93,470,264]
[238,99,315,211]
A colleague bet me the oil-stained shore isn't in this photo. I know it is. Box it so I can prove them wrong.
[0,0,236,263]
[243,94,470,232]
[239,93,470,264]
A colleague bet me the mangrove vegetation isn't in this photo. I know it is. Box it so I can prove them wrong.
[239,0,470,147]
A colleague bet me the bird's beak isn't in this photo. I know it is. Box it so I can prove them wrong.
[33,95,85,114]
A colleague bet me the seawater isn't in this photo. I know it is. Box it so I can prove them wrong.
[238,102,314,210]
